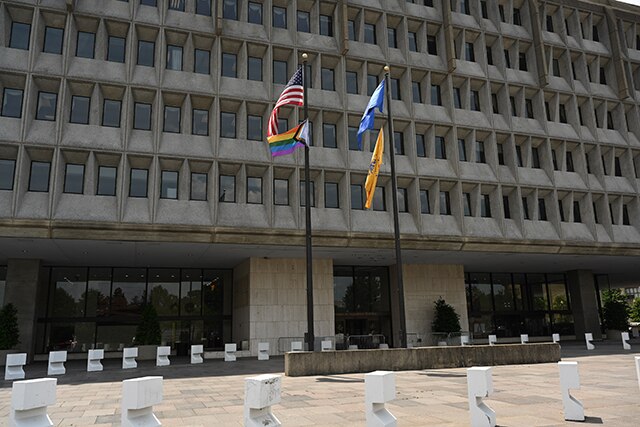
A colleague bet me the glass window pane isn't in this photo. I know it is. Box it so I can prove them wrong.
[247,115,262,140]
[367,74,378,96]
[64,164,84,194]
[1,88,23,118]
[29,161,50,192]
[348,126,359,151]
[36,92,57,121]
[348,20,356,41]
[70,96,90,124]
[273,60,288,84]
[220,112,236,138]
[44,27,64,54]
[300,180,315,207]
[76,31,95,58]
[111,268,146,317]
[86,268,112,317]
[373,186,385,211]
[129,168,148,197]
[97,166,117,196]
[141,0,157,6]
[103,99,121,127]
[181,269,202,316]
[273,6,287,29]
[274,178,288,205]
[248,56,262,81]
[219,175,235,202]
[528,274,548,310]
[10,22,31,50]
[416,134,426,157]
[0,159,16,191]
[325,182,339,208]
[192,109,209,136]
[167,45,183,70]
[196,0,212,16]
[247,177,262,204]
[134,103,152,130]
[323,123,336,148]
[202,270,229,316]
[50,268,87,317]
[248,2,262,24]
[320,15,333,36]
[160,170,178,199]
[222,53,237,77]
[168,0,185,10]
[321,68,334,91]
[223,0,238,19]
[164,106,181,133]
[138,40,155,66]
[351,184,363,209]
[107,36,126,62]
[194,49,210,74]
[469,273,492,311]
[397,188,407,212]
[492,273,514,311]
[420,189,430,214]
[547,275,569,311]
[346,71,358,94]
[191,172,207,201]
[297,10,310,32]
[364,23,376,44]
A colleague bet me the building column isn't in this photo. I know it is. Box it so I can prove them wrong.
[4,259,43,358]
[567,270,602,340]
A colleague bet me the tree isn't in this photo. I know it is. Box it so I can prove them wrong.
[134,304,162,345]
[629,298,640,323]
[601,289,630,331]
[431,297,462,333]
[0,303,20,350]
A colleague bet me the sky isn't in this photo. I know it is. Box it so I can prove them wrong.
[620,0,640,6]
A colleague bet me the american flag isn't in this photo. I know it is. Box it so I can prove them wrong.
[268,67,304,137]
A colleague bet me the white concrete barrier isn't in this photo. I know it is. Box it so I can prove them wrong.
[225,343,237,362]
[9,378,57,427]
[467,367,496,427]
[552,333,560,343]
[156,346,170,367]
[191,345,203,364]
[635,356,640,391]
[321,340,332,351]
[291,341,303,352]
[47,351,67,376]
[461,335,469,346]
[87,349,104,372]
[585,333,595,350]
[348,345,358,350]
[258,342,269,361]
[123,348,138,370]
[520,334,529,344]
[558,362,584,421]
[365,371,397,427]
[121,376,163,427]
[621,332,631,350]
[488,335,497,346]
[5,353,26,381]
[244,374,282,426]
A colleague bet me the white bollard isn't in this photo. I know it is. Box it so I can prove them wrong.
[621,332,631,350]
[321,340,332,351]
[365,371,397,427]
[244,374,282,427]
[121,376,163,427]
[585,333,595,350]
[552,333,560,343]
[47,351,67,376]
[379,343,389,349]
[520,334,529,344]
[257,342,269,361]
[467,367,496,427]
[123,347,138,369]
[87,349,104,372]
[558,362,585,421]
[5,353,27,381]
[291,341,303,352]
[9,378,57,427]
[488,335,497,346]
[635,356,640,391]
[191,345,203,364]
[156,346,170,367]
[461,335,469,346]
[225,343,237,361]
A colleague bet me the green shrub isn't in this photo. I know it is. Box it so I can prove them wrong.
[0,303,20,350]
[134,305,162,345]
[629,298,640,323]
[601,289,630,331]
[431,297,462,333]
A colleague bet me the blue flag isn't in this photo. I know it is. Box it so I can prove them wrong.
[356,80,385,149]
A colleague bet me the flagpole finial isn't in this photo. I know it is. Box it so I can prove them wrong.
[302,53,308,59]
[384,65,390,73]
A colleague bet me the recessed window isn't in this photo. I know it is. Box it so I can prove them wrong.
[163,106,181,133]
[516,146,523,166]
[70,96,90,124]
[481,194,491,218]
[320,15,333,37]
[277,118,288,133]
[510,96,517,116]
[538,198,547,220]
[420,189,430,214]
[498,5,505,22]
[137,40,155,67]
[346,71,358,94]
[623,204,630,225]
[460,0,470,14]
[573,201,582,223]
[470,90,480,111]
[273,60,288,84]
[129,168,148,198]
[190,172,207,201]
[102,100,122,128]
[0,159,16,191]
[107,36,126,63]
[1,88,23,118]
[394,132,404,155]
[476,141,486,163]
[321,68,335,91]
[566,151,575,172]
[220,111,236,138]
[559,104,567,124]
[486,47,493,65]
[274,178,289,205]
[435,136,447,159]
[397,188,408,212]
[247,176,262,204]
[480,1,488,19]
[222,53,237,78]
[412,81,422,103]
[364,23,376,44]
[219,175,235,202]
[348,126,359,151]
[503,196,511,218]
[325,182,339,208]
[492,94,499,113]
[300,180,315,207]
[196,0,212,16]
[427,35,437,55]
[247,115,262,141]
[367,74,379,96]
[416,134,426,157]
[194,49,210,74]
[273,6,287,29]
[525,99,533,118]
[348,20,356,41]
[223,0,238,20]
[465,42,475,62]
[166,45,183,71]
[439,191,451,215]
[497,143,504,165]
[64,164,85,194]
[76,31,95,58]
[390,78,401,100]
[97,166,117,196]
[248,56,263,81]
[297,10,310,33]
[513,8,522,25]
[351,184,363,209]
[519,52,527,71]
[248,2,263,24]
[552,58,560,76]
[192,109,209,136]
[160,171,178,199]
[463,192,472,216]
[458,139,467,161]
[29,161,51,192]
[323,123,337,148]
[141,0,157,6]
[168,0,185,11]
[10,22,31,50]
[522,197,530,220]
[134,102,152,130]
[504,50,511,68]
[388,27,397,49]
[453,88,462,109]
[408,32,418,52]
[531,147,540,168]
[431,84,442,106]
[43,27,64,54]
[372,186,385,211]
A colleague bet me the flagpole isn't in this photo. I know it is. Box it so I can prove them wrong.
[301,53,315,351]
[384,65,407,349]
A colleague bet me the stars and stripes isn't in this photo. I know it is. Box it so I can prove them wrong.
[268,67,304,137]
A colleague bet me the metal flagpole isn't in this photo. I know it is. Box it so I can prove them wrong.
[383,65,407,348]
[302,53,315,351]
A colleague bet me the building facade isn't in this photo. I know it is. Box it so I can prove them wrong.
[0,0,639,357]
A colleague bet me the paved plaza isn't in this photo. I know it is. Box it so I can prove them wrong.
[1,343,639,426]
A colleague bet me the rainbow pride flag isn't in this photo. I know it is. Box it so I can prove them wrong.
[267,121,308,157]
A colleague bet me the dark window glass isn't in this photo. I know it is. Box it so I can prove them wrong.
[348,20,356,41]
[351,184,363,209]
[623,205,630,225]
[416,134,426,157]
[394,132,404,155]
[397,188,408,212]
[196,0,212,16]
[435,136,447,159]
[273,6,287,29]
[168,0,185,10]
[465,42,475,61]
[593,25,599,42]
[1,88,23,118]
[545,102,552,121]
[546,15,554,32]
[221,53,237,77]
[559,104,567,123]
[194,49,210,74]
[163,106,181,133]
[427,35,437,55]
[503,196,511,218]
[391,78,401,100]
[192,109,209,136]
[64,164,84,194]
[247,177,262,204]
[76,31,95,58]
[97,166,117,196]
[102,99,121,127]
[321,68,335,91]
[492,94,499,114]
[453,88,462,109]
[43,27,64,54]
[325,182,339,208]
[36,92,57,121]
[134,103,152,130]
[160,171,178,199]
[387,27,397,48]
[499,5,505,21]
[323,123,337,148]
[513,8,521,25]
[247,115,262,141]
[300,180,315,207]
[70,96,90,124]
[367,74,379,96]
[191,172,207,201]
[248,2,262,24]
[420,189,430,214]
[277,118,288,133]
[516,146,523,167]
[481,1,488,19]
[552,149,559,170]
[481,194,491,218]
[552,58,560,76]
[167,45,183,70]
[107,36,126,63]
[525,99,533,118]
[29,161,50,192]
[223,0,238,19]
[320,15,333,36]
[408,32,418,52]
[373,186,385,211]
[346,71,358,94]
[10,22,31,50]
[558,200,565,221]
[458,139,467,161]
[460,0,470,14]
[0,159,16,191]
[274,178,289,205]
[532,147,540,168]
[273,60,288,84]
[137,40,155,67]
[297,10,310,33]
[129,168,148,197]
[463,192,472,216]
[519,52,527,71]
[219,175,235,202]
[497,143,504,165]
[538,198,547,220]
[412,81,422,103]
[439,191,451,215]
[220,112,236,138]
[364,23,376,44]
[348,126,359,151]
[566,151,575,172]
[486,46,493,65]
[510,96,517,116]
[614,156,622,177]
[573,201,581,223]
[476,141,486,163]
[305,64,313,88]
[248,56,263,81]
[431,84,441,106]
[607,111,614,130]
[470,90,480,111]
[141,0,157,6]
[504,49,511,68]
[522,197,530,220]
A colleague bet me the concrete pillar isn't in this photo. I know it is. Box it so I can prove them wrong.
[4,259,43,358]
[566,270,602,340]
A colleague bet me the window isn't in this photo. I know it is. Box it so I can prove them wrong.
[552,149,559,170]
[163,106,181,133]
[320,15,333,37]
[566,151,575,172]
[394,132,404,155]
[498,4,505,21]
[470,90,480,111]
[196,0,212,16]
[390,78,401,100]
[220,112,236,138]
[348,127,359,151]
[558,200,565,221]
[525,99,533,118]
[102,100,121,127]
[247,115,262,140]
[546,15,554,32]
[458,139,467,161]
[599,67,606,85]
[248,56,263,81]
[247,177,262,204]
[346,20,357,41]
[194,49,210,74]
[274,179,289,205]
[76,31,95,58]
[367,74,379,96]
[189,172,207,201]
[416,134,426,157]
[408,32,418,52]
[503,196,511,218]
[0,159,16,191]
[491,94,499,114]
[522,197,530,219]
[397,188,408,212]
[219,175,235,202]
[351,184,363,209]
[160,171,178,199]
[300,180,315,207]
[168,0,185,11]
[223,0,238,19]
[273,6,287,29]
[435,136,447,159]
[573,201,581,223]
[531,147,540,168]
[481,1,488,19]
[497,143,504,165]
[476,141,486,163]
[167,45,183,71]
[129,168,148,198]
[273,60,288,84]
[614,156,622,177]
[388,27,397,48]
[420,189,430,214]
[607,111,614,130]
[372,186,385,211]
[463,192,472,216]
[439,191,451,215]
[277,118,288,133]
[29,161,50,192]
[1,88,23,118]
[325,182,339,208]
[346,71,358,94]
[504,49,511,68]
[559,104,567,124]
[107,36,126,63]
[97,166,117,196]
[221,53,237,77]
[297,10,310,33]
[43,27,64,54]
[427,35,437,55]
[70,96,90,124]
[513,8,521,25]
[134,103,152,130]
[538,198,547,220]
[593,25,599,42]
[516,146,523,167]
[510,96,517,116]
[192,109,209,136]
[519,52,527,71]
[412,81,422,103]
[453,88,462,109]
[137,40,155,67]
[545,102,552,121]
[552,58,560,76]
[460,0,470,14]
[364,23,376,44]
[486,47,493,65]
[10,22,31,50]
[623,205,630,225]
[481,194,491,218]
[323,123,337,148]
[465,42,475,62]
[141,0,156,6]
[321,68,335,91]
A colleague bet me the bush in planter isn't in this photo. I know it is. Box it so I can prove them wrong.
[601,289,630,332]
[134,305,162,345]
[629,298,640,323]
[0,303,20,350]
[431,297,462,334]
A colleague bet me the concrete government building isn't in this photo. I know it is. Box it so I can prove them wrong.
[0,0,639,358]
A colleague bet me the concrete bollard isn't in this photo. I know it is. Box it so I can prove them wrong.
[379,343,389,349]
[291,341,303,352]
[552,333,560,343]
[156,346,170,367]
[191,345,204,364]
[123,348,138,369]
[121,376,163,427]
[244,374,282,427]
[467,367,496,427]
[520,334,529,344]
[621,332,631,350]
[9,378,57,427]
[585,333,595,350]
[225,343,237,361]
[258,342,269,361]
[488,335,497,346]
[558,362,584,421]
[87,349,104,372]
[364,371,397,427]
[461,335,469,346]
[321,340,332,351]
[635,356,640,391]
[5,353,27,381]
[47,351,67,376]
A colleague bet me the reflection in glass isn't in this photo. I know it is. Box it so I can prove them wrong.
[190,172,207,201]
[36,92,57,121]
[469,273,492,311]
[0,159,16,191]
[76,31,95,58]
[10,22,31,50]
[64,164,84,194]
[50,268,87,317]
[160,171,178,199]
[274,178,288,205]
[181,269,202,316]
[137,40,155,67]
[44,27,64,54]
[148,269,180,316]
[111,268,146,317]
[129,168,148,197]
[29,161,50,192]
[247,177,262,204]
[86,268,112,317]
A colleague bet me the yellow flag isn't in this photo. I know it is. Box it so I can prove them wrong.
[365,128,384,209]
